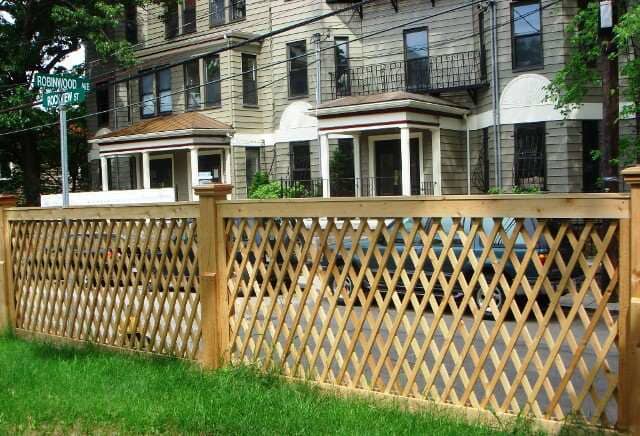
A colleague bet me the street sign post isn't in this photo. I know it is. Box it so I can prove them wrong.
[33,73,90,207]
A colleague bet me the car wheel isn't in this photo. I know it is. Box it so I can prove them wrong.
[474,284,506,318]
[332,276,354,305]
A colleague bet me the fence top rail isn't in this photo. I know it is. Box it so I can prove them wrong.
[218,194,630,219]
[5,202,200,221]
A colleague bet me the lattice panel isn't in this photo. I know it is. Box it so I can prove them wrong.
[225,216,620,427]
[10,217,201,359]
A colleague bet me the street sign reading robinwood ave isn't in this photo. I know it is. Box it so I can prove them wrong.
[34,73,90,109]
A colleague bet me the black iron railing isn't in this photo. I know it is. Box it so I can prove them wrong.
[328,51,487,99]
[278,178,436,198]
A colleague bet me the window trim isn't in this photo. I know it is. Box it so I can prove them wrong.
[149,153,175,189]
[287,40,309,99]
[510,0,544,72]
[156,68,172,115]
[209,0,226,27]
[289,140,311,181]
[242,53,258,107]
[230,0,246,22]
[139,67,172,119]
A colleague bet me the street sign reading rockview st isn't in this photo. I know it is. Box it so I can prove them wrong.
[42,89,86,109]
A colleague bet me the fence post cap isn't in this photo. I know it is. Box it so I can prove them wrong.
[0,194,17,207]
[194,183,233,198]
[622,166,640,185]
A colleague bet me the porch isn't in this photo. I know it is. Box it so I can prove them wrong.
[312,91,470,198]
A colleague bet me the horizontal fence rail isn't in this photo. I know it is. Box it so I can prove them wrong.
[6,203,202,360]
[277,178,436,198]
[219,195,629,428]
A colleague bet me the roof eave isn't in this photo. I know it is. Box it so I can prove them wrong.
[314,99,470,118]
[90,128,234,145]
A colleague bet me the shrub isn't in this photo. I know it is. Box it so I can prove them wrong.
[249,181,282,199]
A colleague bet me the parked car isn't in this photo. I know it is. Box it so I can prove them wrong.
[326,217,584,314]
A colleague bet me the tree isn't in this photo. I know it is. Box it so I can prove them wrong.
[0,0,167,205]
[546,2,640,175]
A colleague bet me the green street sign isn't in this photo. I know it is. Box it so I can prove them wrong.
[34,73,90,93]
[42,89,86,109]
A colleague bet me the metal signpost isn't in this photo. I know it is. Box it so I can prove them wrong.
[34,73,89,207]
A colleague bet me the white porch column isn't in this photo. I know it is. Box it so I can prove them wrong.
[189,147,199,201]
[135,154,142,189]
[352,135,361,197]
[224,148,232,184]
[100,156,109,192]
[142,151,151,190]
[319,134,330,198]
[368,138,375,196]
[431,129,442,196]
[400,126,411,196]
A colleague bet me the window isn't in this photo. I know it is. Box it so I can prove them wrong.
[165,3,179,39]
[156,69,172,114]
[184,60,201,111]
[0,160,11,180]
[287,41,308,98]
[205,55,221,107]
[334,37,350,97]
[108,156,137,190]
[231,0,246,21]
[403,28,429,92]
[514,123,546,190]
[290,141,311,181]
[245,148,261,188]
[96,82,110,127]
[210,0,225,25]
[242,54,258,106]
[199,154,222,184]
[511,1,543,70]
[182,0,196,34]
[140,72,155,118]
[150,157,173,188]
[140,68,172,118]
[125,3,138,44]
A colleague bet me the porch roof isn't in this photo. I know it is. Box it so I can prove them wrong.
[315,91,469,118]
[90,112,233,145]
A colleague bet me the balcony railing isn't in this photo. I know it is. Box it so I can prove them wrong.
[278,178,436,198]
[328,51,487,99]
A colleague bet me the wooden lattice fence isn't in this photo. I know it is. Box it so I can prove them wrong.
[1,177,640,434]
[4,204,201,359]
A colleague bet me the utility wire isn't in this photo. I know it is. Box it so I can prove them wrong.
[0,0,561,137]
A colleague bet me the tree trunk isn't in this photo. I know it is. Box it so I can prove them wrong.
[21,134,41,206]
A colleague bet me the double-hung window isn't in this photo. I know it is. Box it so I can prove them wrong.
[242,54,258,106]
[511,1,543,70]
[165,0,196,39]
[182,0,197,34]
[140,68,172,118]
[140,72,156,118]
[165,3,179,39]
[334,37,350,97]
[231,0,246,21]
[210,0,225,25]
[184,60,201,111]
[287,41,308,98]
[96,82,110,127]
[205,55,221,107]
[125,4,138,44]
[403,28,429,92]
[245,148,261,188]
[290,141,311,181]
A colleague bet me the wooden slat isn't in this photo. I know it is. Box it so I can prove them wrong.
[6,202,199,221]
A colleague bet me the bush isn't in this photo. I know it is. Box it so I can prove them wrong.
[249,181,283,199]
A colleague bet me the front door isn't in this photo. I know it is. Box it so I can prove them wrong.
[374,138,420,196]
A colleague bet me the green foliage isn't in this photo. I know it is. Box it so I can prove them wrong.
[0,335,546,435]
[546,2,640,167]
[487,187,504,194]
[249,181,283,199]
[330,145,353,180]
[511,185,542,194]
[248,170,270,196]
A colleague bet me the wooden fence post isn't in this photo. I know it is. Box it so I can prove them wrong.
[620,166,640,432]
[195,183,233,369]
[0,194,17,333]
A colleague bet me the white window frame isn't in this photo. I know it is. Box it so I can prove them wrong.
[367,132,424,189]
[149,153,175,188]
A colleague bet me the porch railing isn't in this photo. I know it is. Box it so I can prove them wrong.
[279,177,436,198]
[328,51,487,99]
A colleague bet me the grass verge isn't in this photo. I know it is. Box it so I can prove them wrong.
[0,334,548,435]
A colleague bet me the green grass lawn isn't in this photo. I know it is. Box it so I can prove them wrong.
[0,333,549,435]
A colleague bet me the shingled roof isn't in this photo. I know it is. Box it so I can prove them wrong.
[95,112,232,140]
[316,91,467,111]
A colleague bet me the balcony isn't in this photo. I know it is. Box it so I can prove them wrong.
[328,51,487,100]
